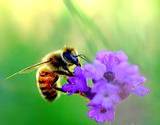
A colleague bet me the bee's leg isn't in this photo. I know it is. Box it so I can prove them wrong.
[62,65,74,76]
[54,70,73,76]
[54,87,66,93]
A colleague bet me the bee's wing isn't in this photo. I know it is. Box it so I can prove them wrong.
[6,60,51,80]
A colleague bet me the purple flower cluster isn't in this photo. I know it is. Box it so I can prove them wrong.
[62,50,150,123]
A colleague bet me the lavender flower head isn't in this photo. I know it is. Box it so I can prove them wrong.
[62,50,150,123]
[62,66,89,95]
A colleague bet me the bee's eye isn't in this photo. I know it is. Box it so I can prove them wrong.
[63,51,72,61]
[63,51,79,65]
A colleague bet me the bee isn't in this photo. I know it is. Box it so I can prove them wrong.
[35,47,81,101]
[6,47,89,102]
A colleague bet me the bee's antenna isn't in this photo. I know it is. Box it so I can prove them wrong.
[5,60,51,80]
[76,54,91,63]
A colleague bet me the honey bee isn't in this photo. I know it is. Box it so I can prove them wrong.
[36,47,81,101]
[6,47,88,102]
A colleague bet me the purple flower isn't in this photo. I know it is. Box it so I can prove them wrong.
[83,50,149,100]
[62,50,150,123]
[84,50,149,123]
[62,66,89,94]
[88,103,115,123]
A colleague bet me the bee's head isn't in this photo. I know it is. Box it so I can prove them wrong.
[62,47,81,66]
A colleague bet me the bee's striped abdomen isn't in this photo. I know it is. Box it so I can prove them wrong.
[37,67,59,101]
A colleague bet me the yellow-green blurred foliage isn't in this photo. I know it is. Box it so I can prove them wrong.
[0,0,159,125]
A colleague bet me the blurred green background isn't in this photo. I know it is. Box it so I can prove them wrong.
[0,0,159,125]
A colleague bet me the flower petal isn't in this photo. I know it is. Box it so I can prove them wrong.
[132,85,150,96]
[83,60,106,80]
